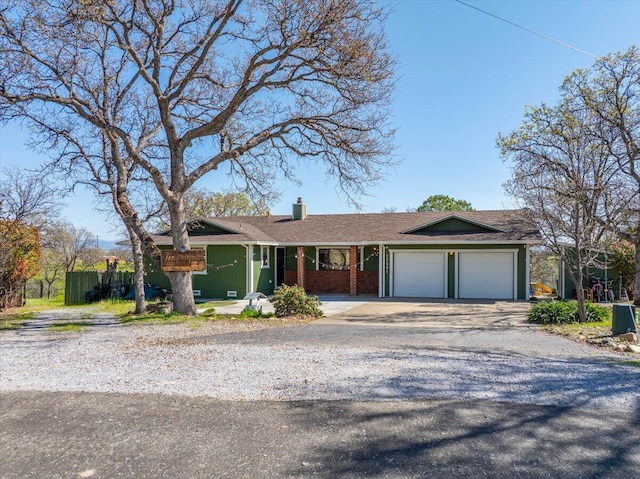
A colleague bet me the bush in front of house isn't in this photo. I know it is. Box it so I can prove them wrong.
[528,300,610,324]
[270,284,323,318]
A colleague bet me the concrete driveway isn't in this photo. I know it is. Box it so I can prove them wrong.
[207,294,371,316]
[214,295,532,328]
[319,299,532,328]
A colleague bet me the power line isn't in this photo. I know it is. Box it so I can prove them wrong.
[454,0,598,59]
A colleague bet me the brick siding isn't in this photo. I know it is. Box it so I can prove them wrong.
[284,269,378,295]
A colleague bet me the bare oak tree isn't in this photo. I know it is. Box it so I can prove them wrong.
[563,46,640,304]
[0,0,395,314]
[39,221,103,299]
[499,100,615,321]
[0,166,61,228]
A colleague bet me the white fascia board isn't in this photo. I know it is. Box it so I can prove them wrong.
[151,239,541,247]
[152,241,265,247]
[380,240,540,246]
[276,242,372,247]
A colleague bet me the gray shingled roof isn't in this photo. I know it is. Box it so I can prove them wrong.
[151,209,541,245]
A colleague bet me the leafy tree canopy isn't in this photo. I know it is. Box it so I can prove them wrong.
[0,220,41,282]
[155,189,269,231]
[0,220,42,308]
[416,195,473,212]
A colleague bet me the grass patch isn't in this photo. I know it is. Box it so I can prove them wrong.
[1,298,66,317]
[49,321,93,332]
[564,318,612,329]
[0,312,35,331]
[238,308,275,319]
[118,307,275,325]
[96,299,237,317]
[541,319,614,349]
[1,298,66,331]
[119,311,188,324]
[25,298,65,309]
[94,299,138,315]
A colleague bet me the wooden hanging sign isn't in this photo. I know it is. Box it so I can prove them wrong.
[160,249,206,272]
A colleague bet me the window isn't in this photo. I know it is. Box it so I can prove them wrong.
[317,248,363,271]
[192,246,207,274]
[261,246,270,268]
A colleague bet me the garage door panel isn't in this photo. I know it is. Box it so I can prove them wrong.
[458,252,514,300]
[393,252,445,298]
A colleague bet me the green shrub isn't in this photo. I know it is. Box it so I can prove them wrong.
[582,302,611,323]
[528,301,575,324]
[270,285,323,318]
[528,300,611,324]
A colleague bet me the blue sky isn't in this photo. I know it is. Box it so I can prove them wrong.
[1,0,640,240]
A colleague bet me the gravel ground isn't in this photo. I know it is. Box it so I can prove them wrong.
[2,307,640,411]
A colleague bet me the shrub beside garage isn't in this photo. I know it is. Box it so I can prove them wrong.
[528,300,610,325]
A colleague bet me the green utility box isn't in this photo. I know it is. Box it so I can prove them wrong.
[612,304,637,335]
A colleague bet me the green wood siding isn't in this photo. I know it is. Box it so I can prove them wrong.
[253,245,275,295]
[285,246,297,270]
[283,246,315,270]
[145,245,248,299]
[188,223,238,235]
[362,246,380,272]
[414,218,495,233]
[561,250,621,300]
[157,223,237,236]
[448,253,455,298]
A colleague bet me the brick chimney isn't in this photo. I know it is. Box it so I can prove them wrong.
[292,197,307,220]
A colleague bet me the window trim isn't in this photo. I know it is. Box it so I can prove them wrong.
[191,245,207,275]
[260,246,270,269]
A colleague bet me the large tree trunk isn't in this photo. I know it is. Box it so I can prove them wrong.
[127,227,146,315]
[571,252,588,323]
[575,276,587,323]
[166,271,196,315]
[166,194,197,316]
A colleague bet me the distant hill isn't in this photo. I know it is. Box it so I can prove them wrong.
[98,240,118,251]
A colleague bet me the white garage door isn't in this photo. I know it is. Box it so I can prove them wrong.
[458,252,515,299]
[393,251,446,298]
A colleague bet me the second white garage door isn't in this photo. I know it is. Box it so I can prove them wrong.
[458,252,515,299]
[392,251,446,298]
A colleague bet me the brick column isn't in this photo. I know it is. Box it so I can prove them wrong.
[350,245,358,296]
[296,246,305,289]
